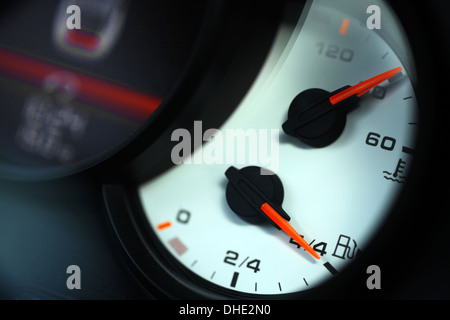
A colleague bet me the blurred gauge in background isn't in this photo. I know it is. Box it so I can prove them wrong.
[0,0,206,180]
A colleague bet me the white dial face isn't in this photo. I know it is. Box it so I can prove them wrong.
[139,0,417,296]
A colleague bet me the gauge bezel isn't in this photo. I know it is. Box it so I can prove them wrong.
[103,0,445,299]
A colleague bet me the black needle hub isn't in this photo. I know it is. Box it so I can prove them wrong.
[225,166,289,229]
[282,86,359,147]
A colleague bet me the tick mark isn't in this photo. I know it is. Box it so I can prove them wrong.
[191,260,198,267]
[278,282,282,292]
[210,271,216,279]
[339,18,350,35]
[381,52,389,59]
[403,96,413,100]
[156,221,172,230]
[230,272,239,288]
[402,146,414,155]
[168,237,187,256]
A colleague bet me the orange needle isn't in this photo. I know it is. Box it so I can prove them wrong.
[329,67,402,105]
[261,202,320,260]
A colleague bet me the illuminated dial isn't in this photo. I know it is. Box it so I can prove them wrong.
[138,0,418,296]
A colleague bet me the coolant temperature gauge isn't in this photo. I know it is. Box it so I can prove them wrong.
[135,0,418,297]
